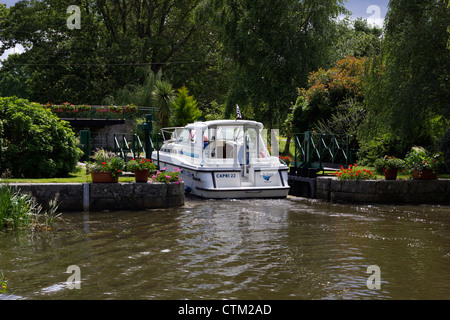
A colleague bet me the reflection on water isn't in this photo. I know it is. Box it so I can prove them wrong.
[1,196,450,300]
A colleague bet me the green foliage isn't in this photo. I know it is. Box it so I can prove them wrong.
[153,80,176,128]
[0,183,61,231]
[0,97,83,178]
[171,86,202,127]
[204,0,349,128]
[0,271,7,293]
[357,133,403,166]
[126,158,157,172]
[362,0,450,152]
[292,56,367,132]
[313,99,366,137]
[86,149,125,178]
[374,156,406,175]
[105,69,163,108]
[0,0,215,105]
[0,54,30,99]
[332,18,382,60]
[404,147,444,173]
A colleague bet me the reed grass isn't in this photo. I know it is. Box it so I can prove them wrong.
[0,184,61,231]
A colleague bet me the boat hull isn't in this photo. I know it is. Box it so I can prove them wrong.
[152,155,290,199]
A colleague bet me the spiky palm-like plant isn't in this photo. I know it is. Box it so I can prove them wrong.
[153,80,175,128]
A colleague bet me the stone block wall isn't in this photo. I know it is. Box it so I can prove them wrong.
[2,182,185,212]
[316,177,450,205]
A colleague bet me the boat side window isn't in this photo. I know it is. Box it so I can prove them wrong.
[177,128,191,144]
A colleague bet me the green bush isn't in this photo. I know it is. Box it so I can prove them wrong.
[0,97,83,178]
[357,134,403,166]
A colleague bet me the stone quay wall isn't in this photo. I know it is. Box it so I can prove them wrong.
[2,182,185,212]
[316,177,450,205]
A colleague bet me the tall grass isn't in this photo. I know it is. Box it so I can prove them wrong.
[0,184,61,231]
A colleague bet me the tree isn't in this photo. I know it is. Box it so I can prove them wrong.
[291,56,367,133]
[170,86,202,127]
[332,18,382,60]
[0,54,30,99]
[0,0,216,105]
[200,0,349,129]
[362,0,450,153]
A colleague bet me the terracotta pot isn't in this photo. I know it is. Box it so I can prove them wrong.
[134,169,150,183]
[384,168,398,180]
[412,169,438,180]
[91,171,119,183]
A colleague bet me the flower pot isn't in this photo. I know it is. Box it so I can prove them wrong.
[91,171,119,183]
[134,169,150,183]
[412,169,438,180]
[384,168,398,180]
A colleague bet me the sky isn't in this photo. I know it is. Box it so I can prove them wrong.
[0,0,390,63]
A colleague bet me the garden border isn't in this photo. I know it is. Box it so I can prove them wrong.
[1,182,185,212]
[316,177,450,205]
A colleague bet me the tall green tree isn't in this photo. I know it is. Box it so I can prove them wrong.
[332,18,383,60]
[170,86,202,127]
[198,0,348,128]
[362,0,450,152]
[0,0,216,104]
[0,54,30,99]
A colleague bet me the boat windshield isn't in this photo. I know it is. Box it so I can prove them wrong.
[204,125,270,160]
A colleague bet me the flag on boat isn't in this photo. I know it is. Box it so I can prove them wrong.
[236,104,242,119]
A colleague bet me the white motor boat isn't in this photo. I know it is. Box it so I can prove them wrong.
[151,120,290,199]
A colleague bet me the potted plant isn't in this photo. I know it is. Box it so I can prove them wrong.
[126,158,157,183]
[124,104,138,113]
[374,156,405,180]
[404,147,442,180]
[86,149,125,183]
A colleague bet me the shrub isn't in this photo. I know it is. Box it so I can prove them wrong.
[0,97,83,178]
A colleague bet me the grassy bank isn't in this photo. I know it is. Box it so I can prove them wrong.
[2,166,135,184]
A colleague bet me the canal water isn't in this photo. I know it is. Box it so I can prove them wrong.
[1,196,450,300]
